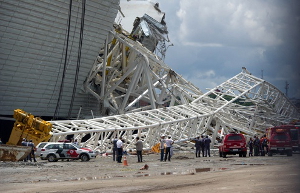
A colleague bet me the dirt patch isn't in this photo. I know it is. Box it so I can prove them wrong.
[1,151,300,193]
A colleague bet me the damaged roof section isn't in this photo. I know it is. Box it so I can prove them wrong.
[82,0,202,117]
[131,13,169,54]
[116,0,171,60]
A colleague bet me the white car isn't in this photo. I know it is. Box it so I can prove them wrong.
[40,142,96,162]
[36,142,50,160]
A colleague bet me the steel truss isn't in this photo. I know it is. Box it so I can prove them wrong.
[50,32,300,153]
[82,31,201,117]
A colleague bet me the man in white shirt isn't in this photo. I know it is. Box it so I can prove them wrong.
[159,135,166,161]
[164,136,174,161]
[116,136,123,163]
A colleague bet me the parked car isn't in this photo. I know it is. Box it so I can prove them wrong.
[219,133,247,158]
[36,142,50,160]
[40,142,96,162]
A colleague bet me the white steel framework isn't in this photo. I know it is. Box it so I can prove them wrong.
[49,30,300,153]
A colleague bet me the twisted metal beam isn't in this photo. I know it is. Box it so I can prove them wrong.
[50,33,300,153]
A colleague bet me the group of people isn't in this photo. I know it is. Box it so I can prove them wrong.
[21,138,37,162]
[248,135,268,156]
[112,136,122,163]
[159,135,174,162]
[112,136,144,163]
[10,133,270,164]
[113,134,213,163]
[113,134,175,163]
[193,135,211,157]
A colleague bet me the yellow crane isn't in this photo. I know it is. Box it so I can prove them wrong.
[0,109,52,161]
[7,109,52,146]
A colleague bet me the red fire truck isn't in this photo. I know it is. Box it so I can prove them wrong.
[290,124,300,152]
[266,125,293,156]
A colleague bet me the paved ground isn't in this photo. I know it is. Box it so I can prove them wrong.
[0,150,299,193]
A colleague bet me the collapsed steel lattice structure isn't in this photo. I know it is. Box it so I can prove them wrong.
[49,29,300,153]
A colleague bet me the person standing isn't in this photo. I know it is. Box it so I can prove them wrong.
[200,135,205,157]
[204,136,211,157]
[164,136,174,161]
[253,135,260,156]
[112,136,118,161]
[28,140,37,162]
[135,137,143,162]
[159,135,166,162]
[260,135,268,156]
[116,136,123,163]
[194,136,201,157]
[248,137,253,156]
[73,139,79,146]
[21,138,28,162]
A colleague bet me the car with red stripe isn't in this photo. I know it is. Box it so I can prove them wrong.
[40,142,96,162]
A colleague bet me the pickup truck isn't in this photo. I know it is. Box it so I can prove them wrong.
[219,133,247,158]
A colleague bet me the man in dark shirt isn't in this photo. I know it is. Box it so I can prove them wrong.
[204,136,211,157]
[253,136,260,156]
[112,137,118,161]
[135,137,143,162]
[200,135,205,157]
[21,138,28,162]
[28,140,37,162]
[194,136,202,157]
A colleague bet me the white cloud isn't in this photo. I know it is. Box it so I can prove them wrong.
[195,70,216,79]
[183,42,223,47]
[175,0,283,47]
[184,70,228,92]
[156,0,300,98]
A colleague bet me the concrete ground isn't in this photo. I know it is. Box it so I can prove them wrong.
[0,150,299,193]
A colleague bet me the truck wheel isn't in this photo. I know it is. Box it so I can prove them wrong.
[287,150,292,156]
[48,154,58,162]
[222,153,226,158]
[243,152,247,157]
[80,154,90,161]
[239,153,242,157]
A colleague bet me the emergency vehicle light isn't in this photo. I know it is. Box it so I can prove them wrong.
[275,128,285,133]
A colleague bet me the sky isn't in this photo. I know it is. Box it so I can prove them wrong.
[153,0,300,99]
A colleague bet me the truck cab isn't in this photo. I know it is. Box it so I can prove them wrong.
[266,126,293,156]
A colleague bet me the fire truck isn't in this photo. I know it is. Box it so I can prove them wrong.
[289,124,300,152]
[266,125,293,156]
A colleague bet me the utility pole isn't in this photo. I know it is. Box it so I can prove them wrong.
[285,81,289,97]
